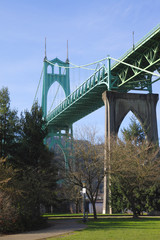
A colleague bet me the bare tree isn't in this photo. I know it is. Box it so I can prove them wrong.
[58,126,104,219]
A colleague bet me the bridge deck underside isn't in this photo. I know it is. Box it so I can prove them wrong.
[47,84,106,128]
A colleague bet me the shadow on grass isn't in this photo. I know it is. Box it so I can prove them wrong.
[84,217,160,231]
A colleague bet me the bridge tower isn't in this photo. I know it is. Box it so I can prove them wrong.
[42,51,72,159]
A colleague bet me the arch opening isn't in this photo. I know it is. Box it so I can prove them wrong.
[47,81,66,114]
[118,111,146,143]
[47,65,52,74]
[49,140,67,177]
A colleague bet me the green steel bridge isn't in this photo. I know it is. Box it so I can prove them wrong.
[32,24,160,154]
[42,24,160,132]
[38,24,160,214]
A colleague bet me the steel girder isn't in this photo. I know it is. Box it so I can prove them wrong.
[110,25,160,92]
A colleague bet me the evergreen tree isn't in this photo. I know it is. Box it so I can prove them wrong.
[121,115,145,144]
[14,102,51,168]
[0,91,57,232]
[14,102,57,225]
[111,181,128,214]
[0,87,20,158]
[145,183,160,213]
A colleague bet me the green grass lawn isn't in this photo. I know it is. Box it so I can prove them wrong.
[47,217,160,240]
[43,213,131,219]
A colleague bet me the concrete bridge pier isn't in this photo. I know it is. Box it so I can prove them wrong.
[102,91,159,214]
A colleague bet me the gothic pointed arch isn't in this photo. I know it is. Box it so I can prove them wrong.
[47,81,66,114]
[116,106,144,134]
[42,57,70,118]
[102,91,158,143]
[118,110,146,140]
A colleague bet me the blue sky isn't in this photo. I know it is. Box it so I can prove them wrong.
[0,0,160,139]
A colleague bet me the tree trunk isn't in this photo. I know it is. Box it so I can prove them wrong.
[132,208,139,218]
[92,201,97,219]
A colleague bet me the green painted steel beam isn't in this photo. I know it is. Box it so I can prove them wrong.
[110,24,160,92]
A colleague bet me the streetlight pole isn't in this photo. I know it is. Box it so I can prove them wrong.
[82,182,86,222]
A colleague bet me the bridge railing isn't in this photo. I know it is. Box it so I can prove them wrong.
[46,65,107,123]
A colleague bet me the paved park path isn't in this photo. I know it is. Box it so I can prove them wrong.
[0,219,86,240]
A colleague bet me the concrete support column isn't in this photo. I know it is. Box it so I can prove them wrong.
[102,91,113,214]
[102,91,159,214]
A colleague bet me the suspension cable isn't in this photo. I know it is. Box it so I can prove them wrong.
[69,58,108,68]
[33,67,43,105]
[69,62,96,70]
[110,57,160,78]
[45,59,96,70]
[45,56,109,70]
